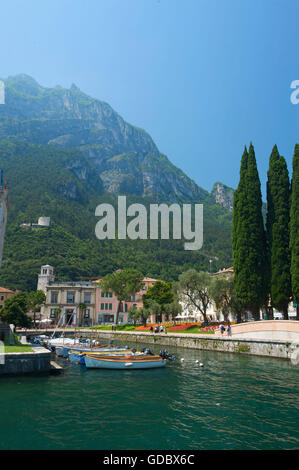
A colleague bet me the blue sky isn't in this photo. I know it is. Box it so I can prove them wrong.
[0,0,299,196]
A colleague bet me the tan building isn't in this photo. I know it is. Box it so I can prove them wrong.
[38,265,96,326]
[38,265,162,325]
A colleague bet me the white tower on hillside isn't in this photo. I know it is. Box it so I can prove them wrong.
[37,265,55,293]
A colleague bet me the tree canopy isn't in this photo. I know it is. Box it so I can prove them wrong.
[266,145,291,319]
[0,292,32,328]
[290,144,299,319]
[99,268,144,324]
[232,143,267,319]
[176,269,212,324]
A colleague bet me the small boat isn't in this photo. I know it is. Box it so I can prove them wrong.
[61,343,132,358]
[84,354,167,370]
[68,349,144,364]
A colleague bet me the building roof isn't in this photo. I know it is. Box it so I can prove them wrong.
[0,287,15,293]
[211,267,234,276]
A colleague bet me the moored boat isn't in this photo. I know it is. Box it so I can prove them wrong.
[84,354,167,370]
[68,349,144,364]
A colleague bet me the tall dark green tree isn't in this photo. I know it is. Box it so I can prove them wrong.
[142,281,173,323]
[266,145,291,319]
[290,144,299,320]
[232,143,267,320]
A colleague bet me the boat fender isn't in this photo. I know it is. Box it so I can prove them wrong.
[124,363,133,367]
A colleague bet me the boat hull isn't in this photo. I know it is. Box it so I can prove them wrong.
[85,355,166,370]
[69,350,144,365]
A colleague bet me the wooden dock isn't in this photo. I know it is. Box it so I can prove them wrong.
[50,361,63,375]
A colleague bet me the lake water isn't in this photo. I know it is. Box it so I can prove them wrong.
[0,343,298,450]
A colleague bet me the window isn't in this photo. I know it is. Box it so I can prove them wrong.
[101,303,105,310]
[50,309,56,319]
[0,295,4,301]
[109,303,112,310]
[84,292,91,304]
[84,309,90,318]
[67,291,75,304]
[101,291,113,298]
[51,291,58,304]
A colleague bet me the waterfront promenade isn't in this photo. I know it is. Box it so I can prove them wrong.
[17,320,299,360]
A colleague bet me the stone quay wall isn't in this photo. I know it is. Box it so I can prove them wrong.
[0,346,51,376]
[93,330,299,360]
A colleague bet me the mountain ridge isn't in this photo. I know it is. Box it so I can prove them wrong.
[0,74,233,290]
[0,74,208,203]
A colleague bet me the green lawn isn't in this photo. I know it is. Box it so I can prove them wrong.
[4,345,34,353]
[90,325,137,331]
[169,327,215,334]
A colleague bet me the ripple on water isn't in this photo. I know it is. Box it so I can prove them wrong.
[0,346,298,450]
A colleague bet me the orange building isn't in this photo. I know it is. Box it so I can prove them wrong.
[0,287,16,311]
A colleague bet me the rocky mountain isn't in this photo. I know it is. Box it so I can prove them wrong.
[211,182,234,211]
[0,74,207,203]
[0,74,233,290]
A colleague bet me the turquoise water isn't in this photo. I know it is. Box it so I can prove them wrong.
[0,345,298,450]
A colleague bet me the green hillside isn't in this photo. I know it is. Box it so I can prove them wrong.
[0,76,233,290]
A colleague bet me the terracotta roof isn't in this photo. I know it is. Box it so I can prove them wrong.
[0,287,15,293]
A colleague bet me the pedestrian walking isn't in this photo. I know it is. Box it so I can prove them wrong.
[220,323,225,335]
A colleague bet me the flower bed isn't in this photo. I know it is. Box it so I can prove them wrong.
[168,323,198,332]
[135,325,154,331]
[200,326,217,332]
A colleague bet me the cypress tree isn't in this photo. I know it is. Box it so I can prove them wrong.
[266,145,291,319]
[290,144,299,320]
[232,146,248,313]
[233,143,267,320]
